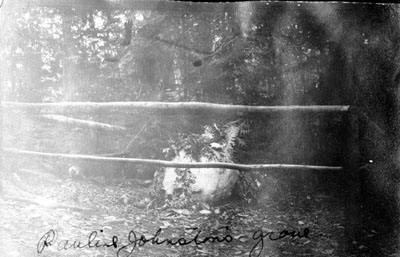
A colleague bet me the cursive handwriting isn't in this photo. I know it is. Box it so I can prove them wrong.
[116,227,233,257]
[37,226,309,257]
[37,227,232,257]
[249,227,310,257]
[37,229,119,253]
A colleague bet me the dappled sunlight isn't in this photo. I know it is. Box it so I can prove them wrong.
[1,1,400,256]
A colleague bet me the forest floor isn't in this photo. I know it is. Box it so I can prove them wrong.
[0,168,398,257]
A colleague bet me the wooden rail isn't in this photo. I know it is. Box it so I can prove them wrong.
[2,101,350,114]
[3,148,343,171]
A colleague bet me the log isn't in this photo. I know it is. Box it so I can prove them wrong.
[41,114,126,131]
[2,102,350,115]
[3,148,343,171]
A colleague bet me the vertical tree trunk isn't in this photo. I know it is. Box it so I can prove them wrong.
[343,108,361,243]
[61,11,76,101]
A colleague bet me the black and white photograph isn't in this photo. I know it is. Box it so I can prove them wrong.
[1,1,400,256]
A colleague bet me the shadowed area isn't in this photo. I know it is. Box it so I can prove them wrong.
[1,1,400,256]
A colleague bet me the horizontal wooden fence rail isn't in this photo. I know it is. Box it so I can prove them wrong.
[2,102,350,115]
[3,148,343,171]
